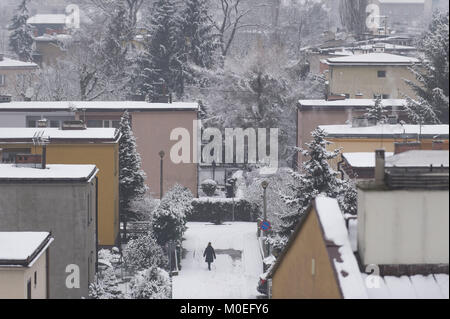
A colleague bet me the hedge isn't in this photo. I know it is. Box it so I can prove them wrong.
[188,198,261,224]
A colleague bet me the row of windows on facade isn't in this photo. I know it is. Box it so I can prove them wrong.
[27,119,120,129]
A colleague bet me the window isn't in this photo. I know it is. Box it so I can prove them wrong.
[27,119,37,127]
[112,121,120,129]
[1,148,31,163]
[27,279,32,299]
[374,94,390,99]
[87,120,103,128]
[103,120,110,128]
[0,74,5,86]
[34,271,37,288]
[50,120,60,128]
[377,70,386,78]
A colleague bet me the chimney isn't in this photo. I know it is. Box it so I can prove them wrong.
[0,95,12,103]
[374,149,385,186]
[352,116,369,128]
[14,154,43,168]
[394,141,421,154]
[326,94,346,102]
[42,144,47,169]
[37,119,48,128]
[432,140,448,151]
[387,115,398,125]
[61,120,86,130]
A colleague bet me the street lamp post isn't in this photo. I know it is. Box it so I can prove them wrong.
[159,150,165,200]
[261,180,269,225]
[212,160,216,181]
[261,180,269,256]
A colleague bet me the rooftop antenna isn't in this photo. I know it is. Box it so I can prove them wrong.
[32,130,50,169]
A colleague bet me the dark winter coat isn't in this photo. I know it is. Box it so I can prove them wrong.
[203,245,216,263]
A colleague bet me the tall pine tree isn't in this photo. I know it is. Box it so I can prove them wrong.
[405,12,449,124]
[8,0,34,62]
[119,111,148,225]
[365,96,388,123]
[179,0,219,82]
[137,0,184,100]
[279,128,344,238]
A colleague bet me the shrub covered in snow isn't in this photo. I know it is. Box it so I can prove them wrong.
[123,231,168,272]
[89,268,124,299]
[201,179,217,196]
[152,184,193,245]
[190,198,259,224]
[129,267,171,299]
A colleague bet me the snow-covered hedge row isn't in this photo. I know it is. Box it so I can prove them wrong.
[189,198,260,224]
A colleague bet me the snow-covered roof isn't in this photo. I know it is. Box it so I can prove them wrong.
[315,196,369,299]
[298,99,406,109]
[343,152,394,168]
[34,34,72,42]
[379,0,425,3]
[358,43,416,51]
[0,127,119,141]
[386,150,449,168]
[27,14,66,25]
[0,57,39,70]
[319,124,449,138]
[0,232,52,266]
[363,273,449,299]
[0,101,199,111]
[326,53,419,65]
[0,164,98,181]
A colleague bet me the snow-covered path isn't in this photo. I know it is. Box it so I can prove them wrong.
[172,222,263,299]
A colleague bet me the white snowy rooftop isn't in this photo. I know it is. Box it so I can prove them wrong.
[343,152,395,168]
[0,232,52,265]
[358,43,416,51]
[0,57,39,70]
[326,53,419,65]
[0,101,199,111]
[27,14,67,25]
[316,196,449,299]
[386,150,449,168]
[0,127,119,141]
[379,0,425,3]
[0,164,98,181]
[298,99,406,108]
[319,124,449,138]
[315,196,369,299]
[363,273,449,299]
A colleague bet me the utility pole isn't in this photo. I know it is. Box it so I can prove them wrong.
[159,150,165,200]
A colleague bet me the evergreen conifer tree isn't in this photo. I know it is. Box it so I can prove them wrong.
[405,12,449,124]
[179,0,219,82]
[279,128,343,237]
[137,0,184,100]
[8,0,34,62]
[365,96,388,123]
[119,111,148,225]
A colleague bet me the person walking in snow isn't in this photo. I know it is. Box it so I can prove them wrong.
[203,242,216,271]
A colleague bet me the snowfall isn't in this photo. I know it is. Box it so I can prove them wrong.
[172,222,264,299]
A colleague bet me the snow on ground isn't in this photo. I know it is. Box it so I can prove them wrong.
[172,222,263,299]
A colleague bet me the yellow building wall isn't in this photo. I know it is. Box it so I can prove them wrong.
[329,65,417,99]
[272,209,342,299]
[0,143,119,246]
[0,250,47,299]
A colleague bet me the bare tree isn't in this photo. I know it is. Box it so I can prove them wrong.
[339,0,368,37]
[210,0,255,57]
